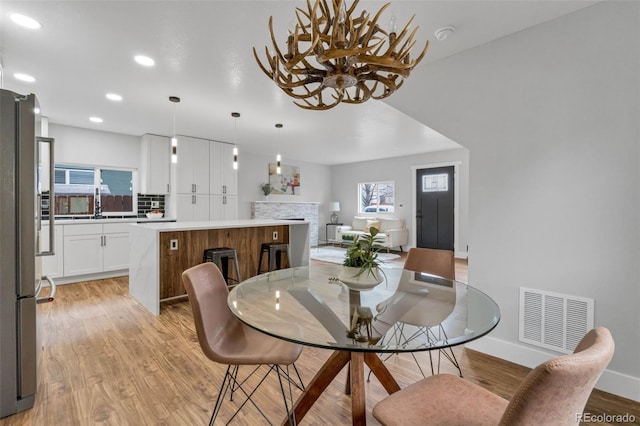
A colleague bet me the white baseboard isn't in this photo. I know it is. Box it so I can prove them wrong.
[45,270,128,285]
[465,336,640,402]
[455,250,468,259]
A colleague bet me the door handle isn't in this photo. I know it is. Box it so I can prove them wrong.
[36,137,55,256]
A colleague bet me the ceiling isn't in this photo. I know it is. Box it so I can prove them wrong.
[0,1,597,165]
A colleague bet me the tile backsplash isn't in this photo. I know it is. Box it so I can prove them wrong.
[42,192,166,219]
[137,194,166,217]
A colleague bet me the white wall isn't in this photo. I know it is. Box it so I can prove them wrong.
[330,148,469,254]
[236,151,332,235]
[387,1,639,399]
[49,124,140,169]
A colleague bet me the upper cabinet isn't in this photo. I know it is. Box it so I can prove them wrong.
[176,135,210,195]
[210,142,238,195]
[174,136,238,222]
[140,134,171,195]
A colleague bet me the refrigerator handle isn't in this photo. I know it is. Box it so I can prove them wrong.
[36,276,56,304]
[37,137,55,256]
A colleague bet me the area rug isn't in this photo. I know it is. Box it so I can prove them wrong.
[310,246,401,267]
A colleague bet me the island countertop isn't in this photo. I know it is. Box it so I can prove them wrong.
[131,218,308,232]
[129,219,310,315]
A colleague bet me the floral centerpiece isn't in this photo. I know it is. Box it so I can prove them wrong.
[338,227,387,290]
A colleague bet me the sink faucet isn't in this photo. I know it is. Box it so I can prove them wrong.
[94,189,102,219]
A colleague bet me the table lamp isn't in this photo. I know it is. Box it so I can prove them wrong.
[329,202,340,224]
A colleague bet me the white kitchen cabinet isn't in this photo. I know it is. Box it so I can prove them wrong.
[176,135,210,195]
[63,224,103,276]
[210,195,237,220]
[176,136,211,222]
[140,134,171,194]
[102,223,130,271]
[177,194,210,222]
[41,224,64,278]
[63,223,129,277]
[209,142,238,196]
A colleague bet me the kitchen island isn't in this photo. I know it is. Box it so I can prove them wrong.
[129,219,310,315]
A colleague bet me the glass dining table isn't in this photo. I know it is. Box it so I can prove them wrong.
[227,264,500,425]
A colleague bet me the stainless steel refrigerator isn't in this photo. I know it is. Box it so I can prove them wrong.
[0,89,56,418]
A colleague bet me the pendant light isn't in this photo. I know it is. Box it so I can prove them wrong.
[275,123,283,174]
[231,112,240,170]
[169,96,180,163]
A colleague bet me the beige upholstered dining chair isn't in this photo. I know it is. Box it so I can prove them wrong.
[373,327,615,426]
[403,247,455,281]
[182,262,304,425]
[376,247,461,377]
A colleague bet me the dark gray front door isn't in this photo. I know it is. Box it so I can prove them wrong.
[416,166,454,250]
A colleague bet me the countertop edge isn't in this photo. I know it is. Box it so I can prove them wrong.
[131,219,310,232]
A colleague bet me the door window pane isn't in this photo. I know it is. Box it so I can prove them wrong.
[422,174,448,192]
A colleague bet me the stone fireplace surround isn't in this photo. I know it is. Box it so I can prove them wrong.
[251,201,319,246]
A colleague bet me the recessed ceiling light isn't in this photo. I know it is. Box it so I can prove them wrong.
[14,73,35,83]
[10,13,41,29]
[134,55,155,67]
[89,117,103,123]
[106,93,123,101]
[435,26,456,41]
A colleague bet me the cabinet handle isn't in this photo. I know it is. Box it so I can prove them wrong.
[223,196,226,205]
[223,185,226,194]
[194,183,197,193]
[166,183,170,193]
[103,235,107,246]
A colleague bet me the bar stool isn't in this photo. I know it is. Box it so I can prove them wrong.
[257,243,290,274]
[202,247,241,286]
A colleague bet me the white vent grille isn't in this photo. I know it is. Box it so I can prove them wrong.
[519,287,594,354]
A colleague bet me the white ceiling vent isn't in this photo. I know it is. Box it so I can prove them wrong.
[519,287,594,354]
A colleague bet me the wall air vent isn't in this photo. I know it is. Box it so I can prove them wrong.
[519,287,594,354]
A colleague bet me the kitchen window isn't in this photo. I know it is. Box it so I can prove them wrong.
[53,164,136,216]
[358,181,395,214]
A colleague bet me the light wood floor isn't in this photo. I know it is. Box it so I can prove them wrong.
[1,256,638,425]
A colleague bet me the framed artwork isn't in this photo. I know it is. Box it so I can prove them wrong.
[268,163,301,195]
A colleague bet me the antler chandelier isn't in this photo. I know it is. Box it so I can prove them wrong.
[253,0,429,110]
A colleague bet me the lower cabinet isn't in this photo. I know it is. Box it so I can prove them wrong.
[63,223,130,277]
[41,224,64,278]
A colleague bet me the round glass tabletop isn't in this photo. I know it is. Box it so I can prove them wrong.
[227,264,500,353]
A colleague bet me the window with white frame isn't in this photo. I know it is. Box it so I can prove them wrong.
[53,164,136,216]
[358,181,395,214]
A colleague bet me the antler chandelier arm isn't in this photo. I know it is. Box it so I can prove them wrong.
[358,2,391,49]
[295,89,343,110]
[253,0,429,110]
